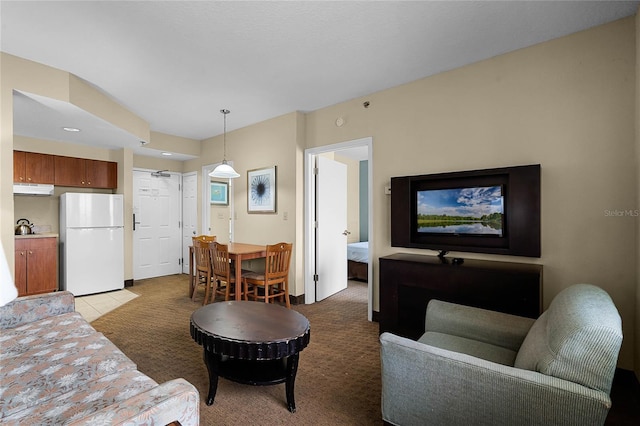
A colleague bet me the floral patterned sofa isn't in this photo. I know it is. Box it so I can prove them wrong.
[0,291,199,425]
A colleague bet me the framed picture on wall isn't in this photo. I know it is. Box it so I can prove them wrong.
[210,181,228,205]
[247,166,277,213]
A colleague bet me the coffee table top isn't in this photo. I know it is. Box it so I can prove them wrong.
[190,301,310,360]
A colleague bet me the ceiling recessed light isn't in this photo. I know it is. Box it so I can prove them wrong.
[161,152,172,156]
[62,127,81,132]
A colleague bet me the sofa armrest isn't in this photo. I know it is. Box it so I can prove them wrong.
[424,299,535,351]
[0,291,75,330]
[380,332,611,426]
[67,378,199,426]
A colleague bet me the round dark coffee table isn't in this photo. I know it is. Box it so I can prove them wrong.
[190,301,311,412]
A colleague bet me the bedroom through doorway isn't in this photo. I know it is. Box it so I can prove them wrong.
[304,137,373,321]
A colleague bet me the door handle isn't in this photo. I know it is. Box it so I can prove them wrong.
[133,214,141,231]
[342,230,351,236]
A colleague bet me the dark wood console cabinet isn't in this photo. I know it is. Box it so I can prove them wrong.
[379,253,542,339]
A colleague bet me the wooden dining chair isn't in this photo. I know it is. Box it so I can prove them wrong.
[192,235,217,243]
[189,235,216,299]
[210,242,252,302]
[243,242,292,308]
[192,239,216,305]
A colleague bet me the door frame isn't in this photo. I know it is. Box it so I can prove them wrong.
[202,162,236,242]
[303,137,373,320]
[182,171,197,274]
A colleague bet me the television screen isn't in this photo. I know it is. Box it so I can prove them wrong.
[416,186,504,237]
[391,164,540,257]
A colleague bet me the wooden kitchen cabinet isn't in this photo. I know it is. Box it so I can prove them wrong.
[54,156,85,186]
[54,155,117,189]
[86,159,117,188]
[13,151,55,184]
[15,237,58,297]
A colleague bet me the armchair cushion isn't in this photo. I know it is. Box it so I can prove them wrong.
[418,331,518,366]
[424,299,535,352]
[514,284,623,394]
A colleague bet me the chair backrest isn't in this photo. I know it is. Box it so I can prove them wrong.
[192,235,216,244]
[514,284,622,394]
[193,239,215,274]
[264,242,292,283]
[210,242,231,281]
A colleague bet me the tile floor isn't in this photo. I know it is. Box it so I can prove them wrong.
[74,289,138,322]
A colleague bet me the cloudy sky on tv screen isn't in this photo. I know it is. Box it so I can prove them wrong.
[417,186,504,235]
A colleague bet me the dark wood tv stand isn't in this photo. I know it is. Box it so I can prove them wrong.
[379,253,542,339]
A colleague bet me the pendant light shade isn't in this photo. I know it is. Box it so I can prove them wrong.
[210,160,240,179]
[209,109,240,179]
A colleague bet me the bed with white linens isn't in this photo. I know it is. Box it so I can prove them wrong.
[347,241,368,281]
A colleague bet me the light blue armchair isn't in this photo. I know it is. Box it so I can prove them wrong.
[380,284,623,426]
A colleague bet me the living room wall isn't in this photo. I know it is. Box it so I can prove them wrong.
[305,17,638,370]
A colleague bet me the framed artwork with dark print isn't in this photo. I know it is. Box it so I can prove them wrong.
[247,166,276,213]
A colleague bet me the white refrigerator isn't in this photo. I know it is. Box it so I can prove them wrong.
[60,193,124,296]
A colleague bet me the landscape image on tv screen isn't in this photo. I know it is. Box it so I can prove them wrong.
[416,186,504,236]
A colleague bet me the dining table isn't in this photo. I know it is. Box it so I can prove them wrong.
[189,242,267,301]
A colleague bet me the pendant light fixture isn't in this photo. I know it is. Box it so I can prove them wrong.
[209,109,240,179]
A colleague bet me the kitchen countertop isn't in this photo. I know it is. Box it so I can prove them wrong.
[15,233,59,239]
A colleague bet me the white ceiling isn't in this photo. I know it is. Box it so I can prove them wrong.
[2,1,638,160]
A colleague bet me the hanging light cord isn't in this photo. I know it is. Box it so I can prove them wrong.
[208,108,239,178]
[221,109,230,162]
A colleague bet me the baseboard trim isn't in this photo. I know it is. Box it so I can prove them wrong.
[288,293,379,322]
[290,293,304,305]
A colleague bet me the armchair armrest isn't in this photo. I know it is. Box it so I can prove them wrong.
[380,333,611,426]
[424,299,535,351]
[0,291,75,330]
[68,378,199,426]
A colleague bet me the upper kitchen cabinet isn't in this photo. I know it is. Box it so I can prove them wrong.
[54,155,117,189]
[86,159,118,189]
[13,151,55,184]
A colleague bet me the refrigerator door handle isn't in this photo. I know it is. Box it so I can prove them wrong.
[133,213,141,231]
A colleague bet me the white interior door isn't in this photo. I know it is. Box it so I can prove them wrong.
[182,172,197,274]
[315,156,348,301]
[133,170,182,280]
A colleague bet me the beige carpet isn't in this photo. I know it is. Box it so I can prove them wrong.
[91,274,383,425]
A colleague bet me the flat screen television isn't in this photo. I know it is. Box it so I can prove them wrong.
[391,164,540,257]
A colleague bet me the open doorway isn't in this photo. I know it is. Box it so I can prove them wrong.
[202,162,236,243]
[304,137,373,321]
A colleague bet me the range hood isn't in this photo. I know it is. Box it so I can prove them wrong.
[13,183,54,196]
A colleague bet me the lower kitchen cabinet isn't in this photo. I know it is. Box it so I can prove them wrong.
[15,237,58,296]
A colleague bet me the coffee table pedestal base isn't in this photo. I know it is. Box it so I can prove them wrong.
[204,349,301,413]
